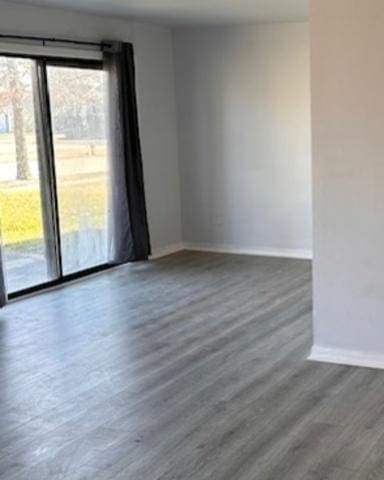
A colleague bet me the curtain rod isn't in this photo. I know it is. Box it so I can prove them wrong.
[0,34,111,49]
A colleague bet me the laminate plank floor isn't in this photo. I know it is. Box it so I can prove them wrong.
[0,251,382,479]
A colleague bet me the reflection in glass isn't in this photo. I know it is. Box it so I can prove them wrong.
[47,65,110,275]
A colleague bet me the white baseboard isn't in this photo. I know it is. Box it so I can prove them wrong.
[308,345,384,370]
[150,242,185,260]
[183,242,312,260]
[149,241,312,261]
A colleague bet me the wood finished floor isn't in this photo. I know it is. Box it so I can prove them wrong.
[0,251,383,479]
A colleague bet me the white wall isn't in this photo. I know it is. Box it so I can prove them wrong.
[310,0,384,367]
[0,1,182,254]
[173,23,312,257]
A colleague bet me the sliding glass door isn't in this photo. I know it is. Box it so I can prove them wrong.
[47,64,110,275]
[0,54,111,296]
[0,56,54,292]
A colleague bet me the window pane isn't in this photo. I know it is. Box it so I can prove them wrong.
[47,65,110,275]
[0,56,53,292]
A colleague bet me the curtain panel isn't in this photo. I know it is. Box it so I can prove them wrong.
[103,42,151,263]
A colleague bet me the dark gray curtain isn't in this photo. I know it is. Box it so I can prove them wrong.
[103,42,151,263]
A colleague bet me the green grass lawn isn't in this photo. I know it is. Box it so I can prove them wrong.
[0,133,109,247]
[0,176,108,247]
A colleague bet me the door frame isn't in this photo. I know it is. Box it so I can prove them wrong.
[0,52,115,300]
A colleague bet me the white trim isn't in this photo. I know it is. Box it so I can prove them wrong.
[149,241,313,261]
[182,242,312,260]
[150,242,184,260]
[308,345,384,371]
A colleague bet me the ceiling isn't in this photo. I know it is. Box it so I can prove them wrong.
[6,0,309,26]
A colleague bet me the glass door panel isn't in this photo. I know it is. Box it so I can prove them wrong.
[0,56,55,293]
[46,65,110,275]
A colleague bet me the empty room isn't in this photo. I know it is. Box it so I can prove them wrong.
[0,0,383,479]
